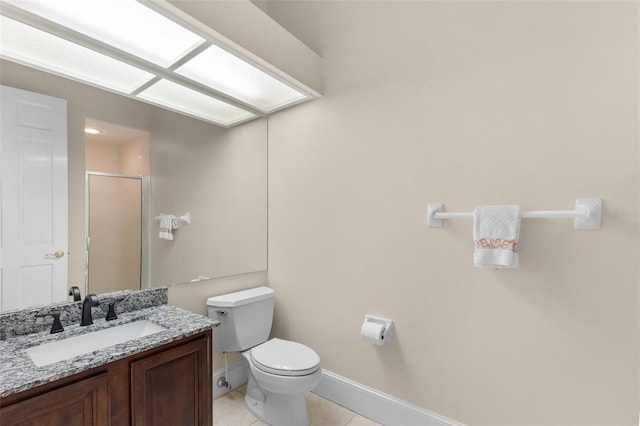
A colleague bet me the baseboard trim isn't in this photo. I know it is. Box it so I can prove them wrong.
[312,369,465,426]
[213,360,248,399]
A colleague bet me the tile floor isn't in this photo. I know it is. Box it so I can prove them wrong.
[213,385,381,426]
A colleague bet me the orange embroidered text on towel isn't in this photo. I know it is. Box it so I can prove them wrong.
[474,238,517,252]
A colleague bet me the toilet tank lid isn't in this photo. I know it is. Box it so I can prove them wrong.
[206,286,274,308]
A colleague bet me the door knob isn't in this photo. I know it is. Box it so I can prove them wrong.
[45,250,65,258]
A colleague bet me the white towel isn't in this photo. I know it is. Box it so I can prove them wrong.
[473,205,521,269]
[159,214,175,240]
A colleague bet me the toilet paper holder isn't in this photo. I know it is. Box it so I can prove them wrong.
[361,314,394,345]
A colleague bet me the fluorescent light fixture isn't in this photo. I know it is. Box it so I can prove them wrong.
[85,128,102,135]
[137,79,255,127]
[175,44,308,112]
[0,15,154,94]
[4,0,205,68]
[0,0,316,127]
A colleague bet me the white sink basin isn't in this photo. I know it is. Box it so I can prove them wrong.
[26,320,166,367]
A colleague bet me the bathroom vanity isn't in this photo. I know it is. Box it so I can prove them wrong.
[0,288,218,425]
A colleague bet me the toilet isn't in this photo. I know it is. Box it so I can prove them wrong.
[207,286,321,426]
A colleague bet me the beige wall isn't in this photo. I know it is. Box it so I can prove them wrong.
[265,1,639,425]
[120,138,150,176]
[0,60,267,302]
[150,110,267,286]
[85,140,120,173]
[85,129,150,176]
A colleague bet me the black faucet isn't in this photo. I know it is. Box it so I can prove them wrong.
[80,294,100,326]
[68,286,81,302]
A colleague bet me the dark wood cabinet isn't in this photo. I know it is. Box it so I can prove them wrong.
[131,336,211,426]
[0,330,212,426]
[0,373,109,426]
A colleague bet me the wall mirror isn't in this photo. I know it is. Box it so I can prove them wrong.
[0,0,320,312]
[0,60,268,312]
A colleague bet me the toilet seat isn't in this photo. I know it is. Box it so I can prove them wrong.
[251,338,320,376]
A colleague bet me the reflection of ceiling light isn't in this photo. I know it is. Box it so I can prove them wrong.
[0,0,314,127]
[0,15,154,94]
[4,0,205,68]
[137,79,256,127]
[85,128,102,135]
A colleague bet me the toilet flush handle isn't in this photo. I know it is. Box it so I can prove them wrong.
[214,310,228,317]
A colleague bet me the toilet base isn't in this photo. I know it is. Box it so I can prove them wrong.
[241,351,313,426]
[245,389,310,426]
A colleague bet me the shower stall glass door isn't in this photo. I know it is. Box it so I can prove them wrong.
[85,172,149,295]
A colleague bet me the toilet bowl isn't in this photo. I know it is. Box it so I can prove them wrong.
[206,287,321,426]
[242,338,321,425]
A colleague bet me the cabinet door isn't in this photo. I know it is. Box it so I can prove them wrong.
[131,336,211,426]
[0,373,109,426]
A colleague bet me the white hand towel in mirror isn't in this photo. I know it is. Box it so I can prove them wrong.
[473,205,521,269]
[159,214,174,240]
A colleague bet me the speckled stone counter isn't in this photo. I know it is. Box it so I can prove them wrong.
[0,287,169,339]
[0,290,219,398]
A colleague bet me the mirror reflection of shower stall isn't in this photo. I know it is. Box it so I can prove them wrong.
[86,173,149,294]
[84,119,150,295]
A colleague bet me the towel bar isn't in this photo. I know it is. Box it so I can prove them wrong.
[427,198,602,230]
[154,212,191,224]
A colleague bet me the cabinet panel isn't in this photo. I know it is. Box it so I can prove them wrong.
[0,373,109,426]
[131,336,211,426]
[1,331,212,426]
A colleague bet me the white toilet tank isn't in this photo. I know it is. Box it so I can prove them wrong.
[207,286,275,352]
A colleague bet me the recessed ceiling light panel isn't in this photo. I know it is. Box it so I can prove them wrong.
[175,44,308,112]
[4,0,205,68]
[137,79,256,127]
[0,15,155,94]
[1,0,316,127]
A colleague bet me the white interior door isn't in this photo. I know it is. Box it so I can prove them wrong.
[1,85,68,312]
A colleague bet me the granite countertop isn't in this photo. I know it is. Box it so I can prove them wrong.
[1,300,219,398]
